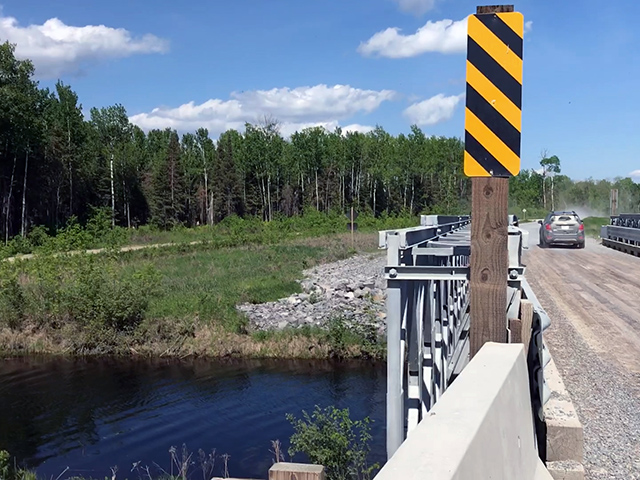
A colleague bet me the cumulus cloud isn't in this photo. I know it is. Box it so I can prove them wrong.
[358,17,468,58]
[277,122,375,138]
[129,84,393,137]
[359,16,531,58]
[629,170,640,179]
[0,11,168,78]
[403,93,464,126]
[392,0,437,16]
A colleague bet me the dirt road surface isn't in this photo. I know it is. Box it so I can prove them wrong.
[521,223,640,479]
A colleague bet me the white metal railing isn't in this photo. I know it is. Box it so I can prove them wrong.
[381,217,550,461]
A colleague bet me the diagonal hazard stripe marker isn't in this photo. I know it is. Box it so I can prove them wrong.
[464,11,523,177]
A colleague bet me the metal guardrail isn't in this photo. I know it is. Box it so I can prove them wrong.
[611,213,640,228]
[382,216,471,459]
[381,217,551,461]
[601,213,640,256]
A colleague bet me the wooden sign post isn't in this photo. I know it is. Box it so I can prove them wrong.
[346,207,358,249]
[465,5,524,356]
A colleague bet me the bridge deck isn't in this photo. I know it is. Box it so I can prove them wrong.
[521,223,640,478]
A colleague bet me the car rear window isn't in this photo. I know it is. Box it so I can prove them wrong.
[553,215,578,222]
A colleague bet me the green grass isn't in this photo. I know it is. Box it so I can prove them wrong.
[133,243,342,333]
[0,230,383,358]
[1,210,419,261]
[582,216,609,238]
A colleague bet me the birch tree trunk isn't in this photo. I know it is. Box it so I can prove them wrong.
[204,167,209,225]
[110,152,115,227]
[267,174,272,221]
[315,170,319,211]
[5,155,17,243]
[21,144,29,237]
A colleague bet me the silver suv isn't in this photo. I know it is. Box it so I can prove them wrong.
[539,211,585,249]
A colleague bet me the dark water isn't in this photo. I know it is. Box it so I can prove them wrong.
[0,356,386,479]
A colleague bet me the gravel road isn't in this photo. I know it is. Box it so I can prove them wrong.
[521,223,640,479]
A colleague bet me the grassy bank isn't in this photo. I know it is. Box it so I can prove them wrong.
[0,231,385,360]
[582,216,609,238]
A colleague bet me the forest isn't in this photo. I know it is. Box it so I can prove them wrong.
[2,40,639,244]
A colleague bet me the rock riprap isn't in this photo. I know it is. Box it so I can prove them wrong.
[237,253,387,332]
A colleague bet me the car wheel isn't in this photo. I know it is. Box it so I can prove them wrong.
[577,242,585,249]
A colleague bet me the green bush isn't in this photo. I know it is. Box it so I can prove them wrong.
[325,316,384,359]
[0,255,159,333]
[0,450,10,479]
[0,273,25,329]
[0,450,38,480]
[287,406,379,480]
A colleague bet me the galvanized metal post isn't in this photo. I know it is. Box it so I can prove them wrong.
[386,232,403,459]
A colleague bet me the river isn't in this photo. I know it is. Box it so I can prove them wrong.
[0,356,386,479]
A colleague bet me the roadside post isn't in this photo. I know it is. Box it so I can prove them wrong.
[347,207,358,249]
[465,5,524,356]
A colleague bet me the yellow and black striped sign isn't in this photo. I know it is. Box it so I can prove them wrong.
[464,12,523,177]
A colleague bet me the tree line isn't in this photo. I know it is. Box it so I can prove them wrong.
[2,41,638,243]
[1,42,470,241]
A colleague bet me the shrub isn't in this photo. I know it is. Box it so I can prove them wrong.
[0,272,25,329]
[287,406,379,480]
[325,316,384,359]
[2,255,160,333]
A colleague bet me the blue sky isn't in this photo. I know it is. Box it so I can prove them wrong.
[1,0,638,180]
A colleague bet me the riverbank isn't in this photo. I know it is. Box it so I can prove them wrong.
[0,231,386,360]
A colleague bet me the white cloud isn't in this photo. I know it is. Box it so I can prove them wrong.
[277,122,375,138]
[342,124,375,134]
[129,84,394,138]
[359,16,532,59]
[629,170,640,179]
[358,17,468,58]
[392,0,436,16]
[0,11,168,78]
[403,93,464,126]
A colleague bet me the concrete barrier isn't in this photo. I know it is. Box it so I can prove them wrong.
[374,343,552,480]
[544,357,585,479]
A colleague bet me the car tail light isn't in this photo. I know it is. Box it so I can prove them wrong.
[545,224,552,231]
[579,224,584,231]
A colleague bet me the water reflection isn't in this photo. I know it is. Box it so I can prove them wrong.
[0,356,386,479]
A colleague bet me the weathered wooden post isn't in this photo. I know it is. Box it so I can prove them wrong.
[269,463,326,480]
[465,5,524,356]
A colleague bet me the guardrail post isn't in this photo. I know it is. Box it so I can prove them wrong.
[386,233,404,459]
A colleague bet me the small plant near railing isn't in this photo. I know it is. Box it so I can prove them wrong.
[286,406,379,480]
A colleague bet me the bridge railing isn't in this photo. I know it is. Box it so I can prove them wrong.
[380,215,471,458]
[380,218,551,461]
[602,213,640,255]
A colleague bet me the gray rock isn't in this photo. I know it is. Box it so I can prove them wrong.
[237,251,388,334]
